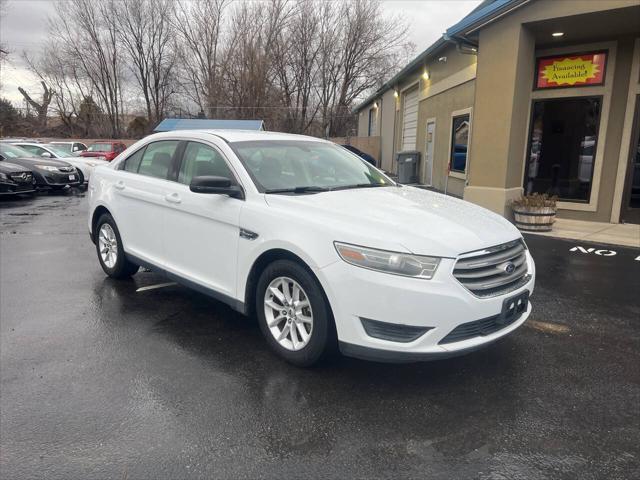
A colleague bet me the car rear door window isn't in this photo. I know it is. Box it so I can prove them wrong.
[178,142,234,185]
[137,141,179,180]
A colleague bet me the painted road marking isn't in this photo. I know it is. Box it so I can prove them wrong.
[136,282,177,292]
[569,246,617,256]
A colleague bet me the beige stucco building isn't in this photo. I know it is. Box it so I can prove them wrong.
[356,0,640,225]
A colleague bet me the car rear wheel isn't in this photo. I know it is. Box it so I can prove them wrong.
[95,213,139,279]
[256,260,336,366]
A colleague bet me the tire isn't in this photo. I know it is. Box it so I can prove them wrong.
[75,169,85,189]
[256,259,336,367]
[95,213,139,279]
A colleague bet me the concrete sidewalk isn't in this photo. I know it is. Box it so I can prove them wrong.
[525,218,640,248]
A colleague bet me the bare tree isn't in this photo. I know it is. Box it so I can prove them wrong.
[18,81,53,128]
[24,43,93,135]
[271,0,322,133]
[115,0,176,127]
[51,0,125,137]
[219,0,290,120]
[172,0,230,115]
[324,1,411,136]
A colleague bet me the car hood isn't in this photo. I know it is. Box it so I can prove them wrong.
[0,161,30,173]
[264,186,522,257]
[2,156,71,168]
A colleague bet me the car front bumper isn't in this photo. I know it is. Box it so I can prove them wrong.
[36,171,81,188]
[318,250,536,362]
[0,180,36,195]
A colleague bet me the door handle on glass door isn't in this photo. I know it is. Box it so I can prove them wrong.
[114,181,125,190]
[165,193,181,204]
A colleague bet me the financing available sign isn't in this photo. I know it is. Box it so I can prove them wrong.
[536,51,607,89]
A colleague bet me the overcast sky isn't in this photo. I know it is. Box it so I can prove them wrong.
[0,0,481,105]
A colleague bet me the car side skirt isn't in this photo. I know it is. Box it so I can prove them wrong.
[125,253,247,315]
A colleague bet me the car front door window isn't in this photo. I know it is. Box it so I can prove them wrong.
[178,142,234,185]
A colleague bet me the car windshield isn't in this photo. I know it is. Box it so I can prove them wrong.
[87,143,113,152]
[231,140,393,192]
[45,145,73,157]
[0,143,36,159]
[50,143,72,153]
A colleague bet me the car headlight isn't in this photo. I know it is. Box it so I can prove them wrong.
[334,242,440,279]
[35,165,59,171]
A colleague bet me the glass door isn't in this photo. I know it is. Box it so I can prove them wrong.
[621,95,640,224]
[524,96,602,203]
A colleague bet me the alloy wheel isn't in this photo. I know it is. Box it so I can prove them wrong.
[264,276,314,351]
[98,223,118,268]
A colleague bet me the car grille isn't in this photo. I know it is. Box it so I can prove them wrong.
[438,303,526,345]
[453,239,530,297]
[10,172,33,184]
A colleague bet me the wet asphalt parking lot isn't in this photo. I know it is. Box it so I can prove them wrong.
[1,190,639,480]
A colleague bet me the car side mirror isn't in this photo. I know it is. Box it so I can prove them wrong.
[189,175,244,199]
[41,152,52,158]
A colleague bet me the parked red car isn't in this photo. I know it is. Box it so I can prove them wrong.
[80,141,127,161]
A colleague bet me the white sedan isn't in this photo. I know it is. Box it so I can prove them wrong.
[11,142,108,185]
[87,130,535,366]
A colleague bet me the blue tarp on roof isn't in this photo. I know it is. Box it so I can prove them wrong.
[154,118,265,132]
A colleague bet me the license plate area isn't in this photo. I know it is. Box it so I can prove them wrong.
[69,174,76,181]
[499,290,529,326]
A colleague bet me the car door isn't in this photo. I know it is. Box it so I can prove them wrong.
[109,140,181,266]
[162,140,243,299]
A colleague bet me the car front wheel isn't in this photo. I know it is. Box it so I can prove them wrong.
[95,213,139,279]
[256,259,336,367]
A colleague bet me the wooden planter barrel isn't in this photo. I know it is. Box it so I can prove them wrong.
[513,207,556,232]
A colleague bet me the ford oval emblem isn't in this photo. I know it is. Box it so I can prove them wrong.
[503,262,516,274]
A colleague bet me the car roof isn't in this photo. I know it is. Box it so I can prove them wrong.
[144,129,327,144]
[12,142,47,148]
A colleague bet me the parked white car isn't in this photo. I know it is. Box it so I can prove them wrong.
[49,141,88,155]
[88,130,535,366]
[11,142,108,185]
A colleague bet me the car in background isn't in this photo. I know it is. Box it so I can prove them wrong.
[0,138,42,144]
[12,142,108,186]
[0,143,81,191]
[49,141,88,155]
[81,141,127,161]
[0,161,36,196]
[341,144,377,166]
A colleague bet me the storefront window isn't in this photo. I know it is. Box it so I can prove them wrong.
[525,97,601,202]
[450,114,470,173]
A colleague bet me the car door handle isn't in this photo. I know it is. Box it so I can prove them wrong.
[164,193,182,204]
[114,181,125,191]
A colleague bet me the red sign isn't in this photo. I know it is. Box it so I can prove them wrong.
[536,52,607,89]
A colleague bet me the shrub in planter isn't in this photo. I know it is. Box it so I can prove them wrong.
[511,193,558,232]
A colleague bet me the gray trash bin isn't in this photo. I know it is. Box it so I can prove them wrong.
[396,151,420,184]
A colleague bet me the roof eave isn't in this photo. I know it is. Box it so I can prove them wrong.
[445,0,530,38]
[353,37,448,113]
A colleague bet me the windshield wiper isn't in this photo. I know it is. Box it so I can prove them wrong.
[330,183,391,191]
[264,186,330,194]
